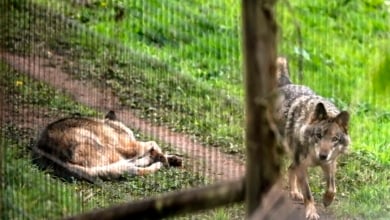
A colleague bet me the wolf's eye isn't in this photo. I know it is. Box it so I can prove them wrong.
[332,137,339,143]
[315,132,322,139]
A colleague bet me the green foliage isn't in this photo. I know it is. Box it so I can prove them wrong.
[1,136,86,219]
[0,129,208,219]
[336,150,390,219]
[372,47,390,97]
[0,62,98,117]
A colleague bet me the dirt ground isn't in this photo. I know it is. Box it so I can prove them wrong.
[0,50,334,219]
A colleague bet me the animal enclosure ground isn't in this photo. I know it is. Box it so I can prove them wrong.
[1,48,339,219]
[0,56,246,219]
[1,0,390,219]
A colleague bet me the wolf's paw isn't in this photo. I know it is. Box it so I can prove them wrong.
[149,162,164,171]
[305,204,320,220]
[290,190,304,201]
[323,191,335,207]
[167,155,183,167]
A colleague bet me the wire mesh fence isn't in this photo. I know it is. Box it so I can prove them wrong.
[1,0,389,219]
[1,0,246,218]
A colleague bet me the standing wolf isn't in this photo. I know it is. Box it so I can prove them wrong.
[33,111,181,181]
[276,57,350,220]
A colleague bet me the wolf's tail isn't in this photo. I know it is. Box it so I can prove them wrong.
[276,57,292,87]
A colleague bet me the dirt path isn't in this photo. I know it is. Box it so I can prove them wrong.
[0,51,245,182]
[1,51,336,219]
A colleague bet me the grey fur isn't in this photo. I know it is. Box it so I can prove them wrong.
[275,57,350,220]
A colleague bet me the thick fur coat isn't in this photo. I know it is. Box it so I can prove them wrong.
[33,111,181,181]
[276,57,350,220]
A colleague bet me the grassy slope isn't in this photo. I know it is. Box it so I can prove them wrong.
[31,0,389,158]
[17,0,246,154]
[1,0,389,219]
[0,61,210,219]
[277,1,390,217]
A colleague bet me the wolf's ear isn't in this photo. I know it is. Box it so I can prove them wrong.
[105,110,117,120]
[313,103,328,121]
[335,111,349,131]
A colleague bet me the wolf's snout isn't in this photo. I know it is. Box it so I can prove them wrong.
[319,153,328,160]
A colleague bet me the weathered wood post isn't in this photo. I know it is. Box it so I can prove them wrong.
[241,0,281,216]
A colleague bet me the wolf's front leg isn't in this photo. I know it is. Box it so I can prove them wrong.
[139,141,163,155]
[296,166,319,220]
[288,164,304,201]
[133,156,154,167]
[144,141,169,165]
[135,162,164,176]
[321,162,337,207]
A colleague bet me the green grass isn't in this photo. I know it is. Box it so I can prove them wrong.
[0,61,211,219]
[1,0,389,219]
[1,0,246,154]
[1,136,88,219]
[1,131,210,219]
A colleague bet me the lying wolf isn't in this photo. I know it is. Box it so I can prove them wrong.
[33,111,181,181]
[276,57,350,220]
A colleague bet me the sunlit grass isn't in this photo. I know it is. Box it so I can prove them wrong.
[1,0,389,218]
[0,61,209,219]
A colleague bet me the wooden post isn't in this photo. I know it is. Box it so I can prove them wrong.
[65,178,245,220]
[241,0,280,216]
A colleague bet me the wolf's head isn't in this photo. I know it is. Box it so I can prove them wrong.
[305,103,350,163]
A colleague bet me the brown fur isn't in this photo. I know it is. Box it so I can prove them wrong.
[276,57,350,220]
[33,111,181,181]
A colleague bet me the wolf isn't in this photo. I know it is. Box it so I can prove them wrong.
[32,111,182,182]
[276,57,350,220]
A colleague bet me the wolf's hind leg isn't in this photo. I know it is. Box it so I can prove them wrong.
[95,160,163,177]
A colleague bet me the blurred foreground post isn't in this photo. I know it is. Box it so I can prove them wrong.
[66,0,306,218]
[241,0,281,216]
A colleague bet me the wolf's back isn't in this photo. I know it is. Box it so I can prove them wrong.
[278,85,340,127]
[276,57,341,134]
[33,115,136,181]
